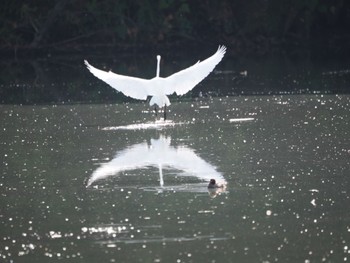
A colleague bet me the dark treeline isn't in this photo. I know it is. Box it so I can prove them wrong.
[1,0,350,55]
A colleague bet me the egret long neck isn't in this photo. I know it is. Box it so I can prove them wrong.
[156,55,161,77]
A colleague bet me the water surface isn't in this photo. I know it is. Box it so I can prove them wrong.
[1,95,349,262]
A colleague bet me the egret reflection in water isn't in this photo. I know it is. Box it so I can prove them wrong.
[87,136,226,189]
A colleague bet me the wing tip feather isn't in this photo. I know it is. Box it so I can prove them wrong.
[217,45,227,56]
[84,60,92,71]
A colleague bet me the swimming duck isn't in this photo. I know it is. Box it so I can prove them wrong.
[208,179,224,188]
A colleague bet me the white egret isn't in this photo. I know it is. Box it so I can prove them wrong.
[84,45,226,119]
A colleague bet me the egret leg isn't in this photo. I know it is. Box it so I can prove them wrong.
[164,104,167,120]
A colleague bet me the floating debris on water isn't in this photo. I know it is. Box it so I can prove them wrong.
[229,118,255,122]
[102,120,186,130]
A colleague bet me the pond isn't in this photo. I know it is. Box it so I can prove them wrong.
[1,94,349,262]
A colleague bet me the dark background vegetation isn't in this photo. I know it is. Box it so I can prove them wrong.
[1,0,350,55]
[1,0,350,104]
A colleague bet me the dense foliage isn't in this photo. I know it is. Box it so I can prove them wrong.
[1,0,350,53]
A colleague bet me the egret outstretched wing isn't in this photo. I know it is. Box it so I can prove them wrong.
[164,45,226,96]
[84,60,150,100]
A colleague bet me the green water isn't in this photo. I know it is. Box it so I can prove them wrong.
[1,95,349,262]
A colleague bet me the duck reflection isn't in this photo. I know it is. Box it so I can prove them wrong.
[87,135,226,194]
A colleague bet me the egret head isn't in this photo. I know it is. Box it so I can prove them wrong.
[157,55,161,60]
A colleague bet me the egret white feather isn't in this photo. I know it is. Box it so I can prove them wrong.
[84,45,226,109]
